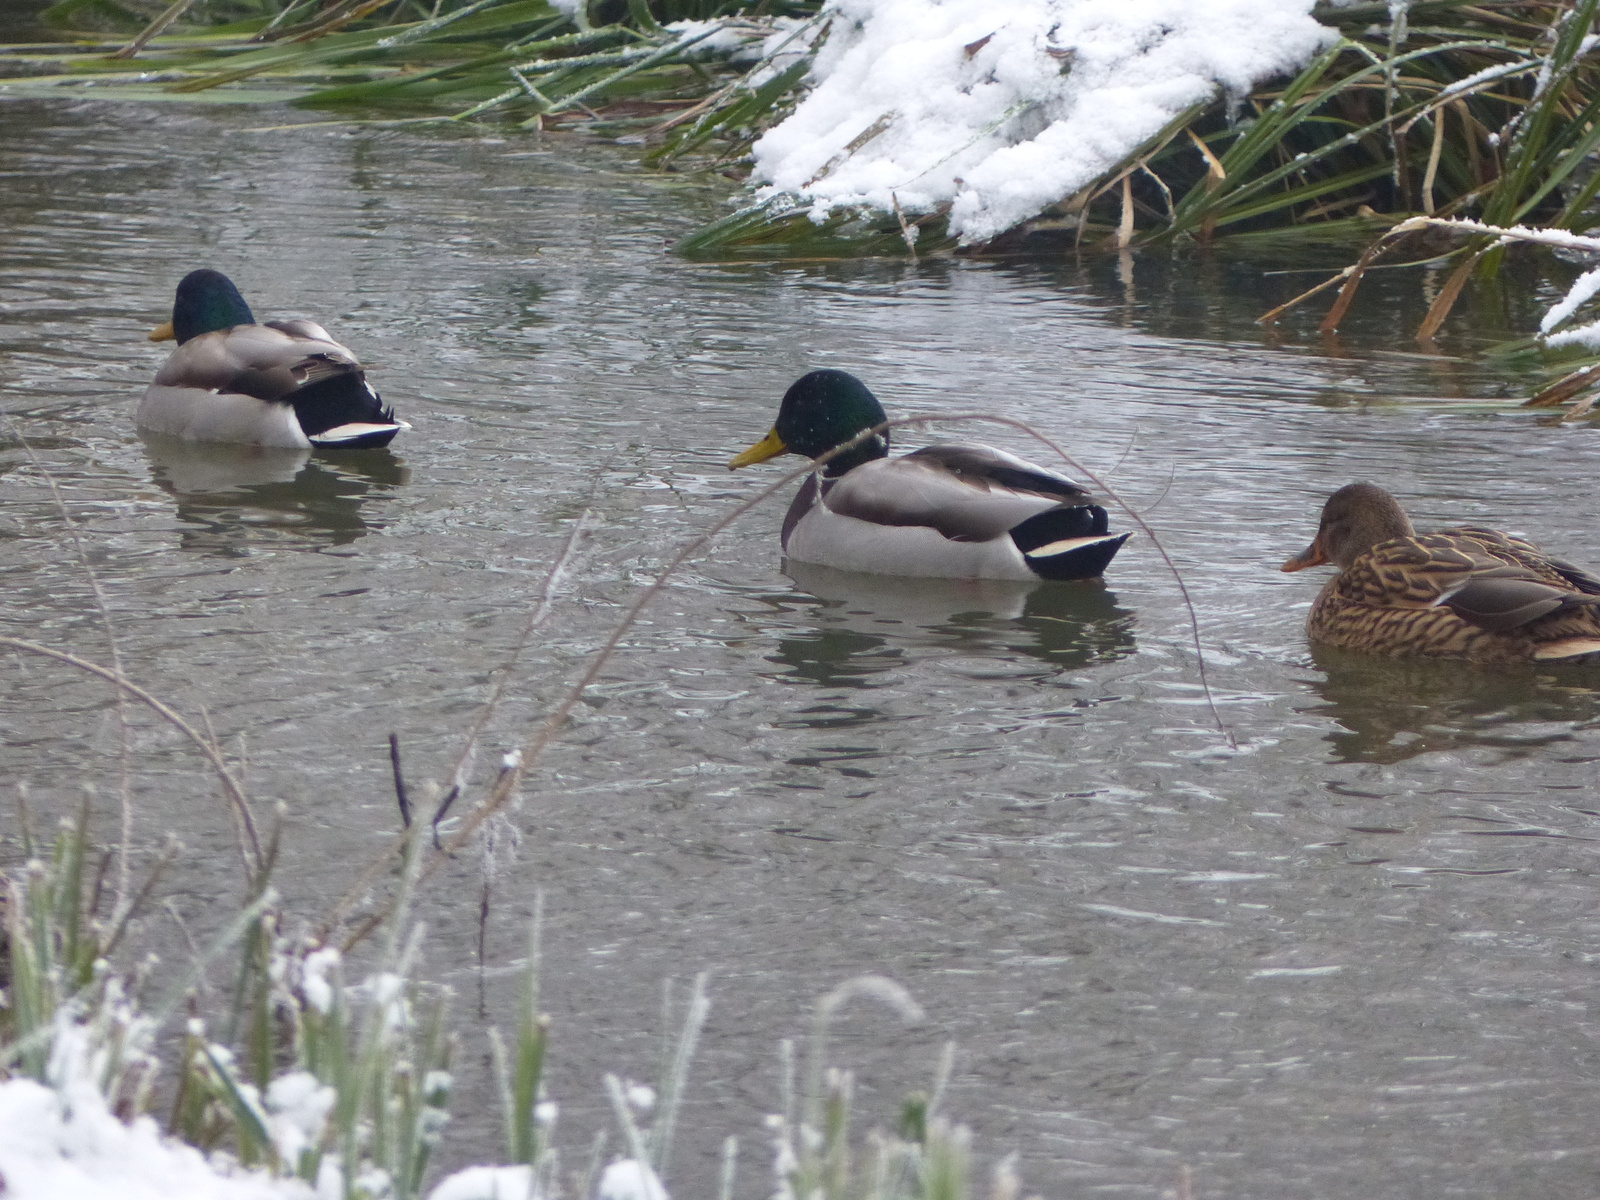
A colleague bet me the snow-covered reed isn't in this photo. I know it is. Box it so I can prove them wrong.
[744,0,1334,244]
[1,817,1039,1200]
[16,2,1600,256]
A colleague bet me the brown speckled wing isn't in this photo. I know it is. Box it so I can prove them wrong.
[1328,534,1481,609]
[1310,600,1534,663]
[1446,525,1600,593]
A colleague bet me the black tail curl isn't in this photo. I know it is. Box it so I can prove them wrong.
[1009,505,1131,581]
[290,371,395,439]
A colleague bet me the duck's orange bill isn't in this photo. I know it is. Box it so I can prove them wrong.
[1281,534,1327,572]
[729,428,787,470]
[148,321,176,342]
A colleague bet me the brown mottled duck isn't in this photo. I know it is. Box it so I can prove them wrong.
[1282,483,1600,664]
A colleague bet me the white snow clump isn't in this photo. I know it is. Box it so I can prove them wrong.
[0,1022,315,1200]
[426,1164,539,1200]
[749,0,1337,243]
[596,1159,669,1200]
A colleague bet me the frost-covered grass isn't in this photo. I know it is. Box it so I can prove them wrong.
[1,811,457,1200]
[741,0,1335,244]
[679,0,1600,256]
[9,0,1600,265]
[13,2,1600,259]
[0,812,1040,1200]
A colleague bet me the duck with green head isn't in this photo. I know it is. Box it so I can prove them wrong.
[729,369,1131,581]
[139,269,406,449]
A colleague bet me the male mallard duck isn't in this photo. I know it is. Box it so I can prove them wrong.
[1282,482,1600,663]
[728,369,1131,581]
[138,269,406,449]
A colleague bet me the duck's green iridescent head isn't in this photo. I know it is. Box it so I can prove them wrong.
[149,269,256,345]
[729,369,890,476]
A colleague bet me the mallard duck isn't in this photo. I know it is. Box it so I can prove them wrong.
[728,369,1130,581]
[1282,482,1600,663]
[138,269,406,449]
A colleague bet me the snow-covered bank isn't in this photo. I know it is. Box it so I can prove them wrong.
[0,1053,315,1200]
[748,0,1336,243]
[0,1062,668,1200]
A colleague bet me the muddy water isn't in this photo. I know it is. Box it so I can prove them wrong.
[4,97,1600,1198]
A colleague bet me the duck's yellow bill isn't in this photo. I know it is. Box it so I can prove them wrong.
[729,428,787,470]
[148,321,176,342]
[1281,534,1328,572]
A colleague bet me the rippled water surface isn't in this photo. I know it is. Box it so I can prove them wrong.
[5,98,1600,1198]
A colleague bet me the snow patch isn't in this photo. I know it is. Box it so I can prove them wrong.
[748,0,1336,242]
[426,1165,539,1200]
[1541,265,1600,335]
[663,19,768,60]
[264,1072,335,1168]
[0,1071,314,1200]
[596,1159,668,1200]
[300,947,341,1015]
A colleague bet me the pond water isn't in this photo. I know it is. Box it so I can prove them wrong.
[4,97,1600,1199]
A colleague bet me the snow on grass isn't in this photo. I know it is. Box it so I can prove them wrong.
[425,1165,538,1200]
[596,1159,668,1200]
[1400,216,1600,350]
[748,0,1336,243]
[263,1072,337,1168]
[0,1025,315,1200]
[300,945,341,1014]
[422,1157,666,1200]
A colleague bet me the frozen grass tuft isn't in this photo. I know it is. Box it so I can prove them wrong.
[2,816,1049,1199]
[14,1,1600,263]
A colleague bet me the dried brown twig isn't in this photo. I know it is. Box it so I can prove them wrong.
[6,421,138,919]
[0,636,262,877]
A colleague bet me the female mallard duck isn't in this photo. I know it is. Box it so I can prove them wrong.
[139,269,406,450]
[728,369,1130,581]
[1282,482,1600,663]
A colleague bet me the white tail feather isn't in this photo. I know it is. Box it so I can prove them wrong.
[1024,533,1131,559]
[309,420,409,445]
[1532,638,1600,660]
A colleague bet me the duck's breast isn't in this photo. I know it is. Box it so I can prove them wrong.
[137,385,311,448]
[784,503,1038,580]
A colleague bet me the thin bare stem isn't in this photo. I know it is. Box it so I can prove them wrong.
[1258,266,1356,326]
[903,414,1232,745]
[113,0,196,59]
[315,513,592,945]
[0,636,261,877]
[1421,103,1446,213]
[325,413,1228,950]
[446,510,594,795]
[6,420,136,923]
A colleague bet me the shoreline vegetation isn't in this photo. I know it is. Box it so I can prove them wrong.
[5,1,1600,400]
[4,2,1600,252]
[1,801,1015,1200]
[0,487,1058,1199]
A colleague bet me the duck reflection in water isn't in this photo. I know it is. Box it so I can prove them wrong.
[1304,644,1600,765]
[140,433,408,554]
[768,560,1137,690]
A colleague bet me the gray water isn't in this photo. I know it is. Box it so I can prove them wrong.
[4,97,1600,1198]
